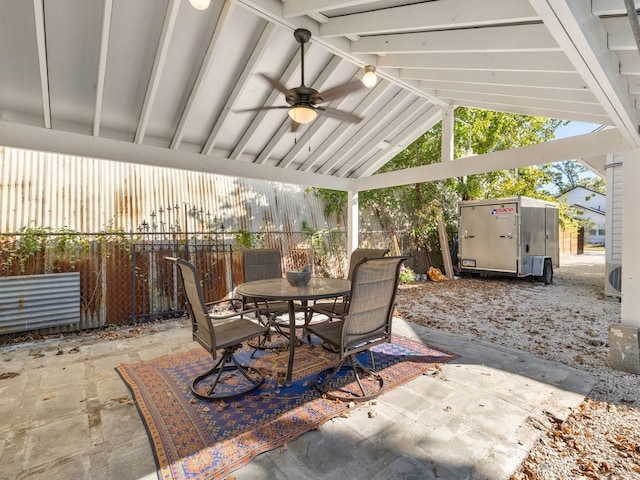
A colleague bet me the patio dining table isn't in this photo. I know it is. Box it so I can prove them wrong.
[236,277,351,385]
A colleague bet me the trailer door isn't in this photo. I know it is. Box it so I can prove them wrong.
[460,202,519,273]
[545,205,559,267]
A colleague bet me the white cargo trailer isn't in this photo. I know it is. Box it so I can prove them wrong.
[458,196,559,284]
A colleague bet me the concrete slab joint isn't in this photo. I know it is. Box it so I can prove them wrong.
[609,324,640,373]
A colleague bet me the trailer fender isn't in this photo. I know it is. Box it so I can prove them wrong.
[532,256,554,284]
[531,256,547,277]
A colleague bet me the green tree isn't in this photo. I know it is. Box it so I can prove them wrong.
[314,108,564,253]
[549,160,589,194]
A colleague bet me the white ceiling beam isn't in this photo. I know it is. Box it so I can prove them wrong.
[134,0,180,144]
[429,90,606,116]
[627,76,640,93]
[296,82,393,172]
[229,45,302,160]
[93,0,113,137]
[307,12,329,24]
[351,24,560,55]
[355,128,629,191]
[283,0,372,18]
[200,8,274,153]
[33,0,51,129]
[402,69,589,90]
[318,90,413,175]
[236,0,448,107]
[619,52,640,74]
[173,0,237,151]
[592,0,640,16]
[378,52,576,73]
[253,118,291,165]
[0,121,350,190]
[335,98,430,177]
[447,98,611,125]
[529,0,640,146]
[320,0,538,37]
[418,80,599,104]
[353,103,442,178]
[608,16,640,50]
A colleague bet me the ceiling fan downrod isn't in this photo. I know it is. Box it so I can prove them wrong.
[294,28,311,87]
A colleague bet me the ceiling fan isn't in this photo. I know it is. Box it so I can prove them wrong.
[239,28,364,130]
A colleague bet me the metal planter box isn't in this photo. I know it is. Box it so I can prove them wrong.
[0,272,80,334]
[458,196,559,283]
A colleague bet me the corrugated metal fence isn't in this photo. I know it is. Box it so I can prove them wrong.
[0,147,336,233]
[0,273,80,334]
[0,147,417,336]
[0,230,407,334]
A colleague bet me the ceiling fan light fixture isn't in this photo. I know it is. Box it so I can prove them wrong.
[288,105,317,124]
[189,0,210,10]
[362,65,377,88]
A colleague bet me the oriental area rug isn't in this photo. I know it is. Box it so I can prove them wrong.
[116,334,457,480]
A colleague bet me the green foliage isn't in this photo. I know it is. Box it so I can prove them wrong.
[314,107,567,252]
[1,225,89,274]
[399,265,416,284]
[2,225,50,274]
[233,228,265,249]
[312,188,347,221]
[301,220,342,276]
[548,160,606,196]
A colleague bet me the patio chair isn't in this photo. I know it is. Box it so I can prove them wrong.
[165,257,267,400]
[309,248,389,320]
[307,255,408,402]
[241,248,297,345]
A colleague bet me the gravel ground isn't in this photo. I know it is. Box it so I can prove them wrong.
[396,252,640,479]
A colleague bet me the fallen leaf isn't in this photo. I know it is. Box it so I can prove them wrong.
[0,372,19,380]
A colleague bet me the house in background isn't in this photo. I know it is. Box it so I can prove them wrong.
[559,186,606,246]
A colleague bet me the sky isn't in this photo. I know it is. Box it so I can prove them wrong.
[554,121,601,139]
[547,121,604,192]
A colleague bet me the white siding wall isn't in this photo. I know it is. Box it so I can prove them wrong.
[563,186,606,213]
[605,152,623,297]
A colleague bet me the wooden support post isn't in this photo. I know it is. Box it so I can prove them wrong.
[437,215,454,280]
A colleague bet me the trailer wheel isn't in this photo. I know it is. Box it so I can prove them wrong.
[542,259,553,285]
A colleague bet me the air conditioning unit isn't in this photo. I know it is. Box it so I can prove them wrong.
[605,262,622,298]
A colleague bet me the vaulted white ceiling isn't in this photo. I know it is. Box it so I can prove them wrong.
[0,0,639,192]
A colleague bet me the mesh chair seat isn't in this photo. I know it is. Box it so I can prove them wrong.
[308,256,408,402]
[309,248,389,323]
[241,249,306,346]
[166,257,267,400]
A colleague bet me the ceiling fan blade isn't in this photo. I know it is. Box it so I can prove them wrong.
[259,74,291,95]
[291,120,300,133]
[315,106,362,124]
[312,81,364,104]
[259,73,300,104]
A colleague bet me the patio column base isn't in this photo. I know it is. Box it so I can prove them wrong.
[609,324,640,373]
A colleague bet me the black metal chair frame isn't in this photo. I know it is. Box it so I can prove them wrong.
[308,255,408,402]
[166,256,267,400]
[305,248,390,337]
[240,249,304,349]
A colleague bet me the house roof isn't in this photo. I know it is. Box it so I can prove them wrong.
[0,0,637,191]
[573,204,606,217]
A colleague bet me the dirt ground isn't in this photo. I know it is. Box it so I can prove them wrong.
[396,252,640,479]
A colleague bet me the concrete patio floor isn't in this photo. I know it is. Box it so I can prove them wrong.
[0,317,595,480]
